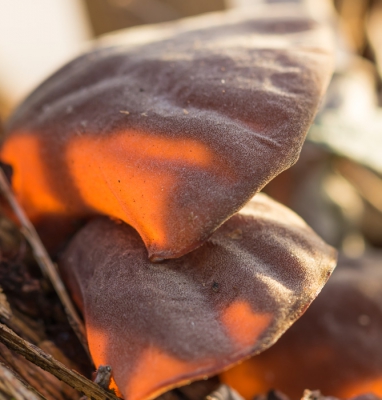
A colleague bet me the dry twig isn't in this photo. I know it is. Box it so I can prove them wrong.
[0,168,88,353]
[0,323,119,400]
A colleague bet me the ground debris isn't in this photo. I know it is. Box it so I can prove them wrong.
[302,389,339,400]
[0,322,119,400]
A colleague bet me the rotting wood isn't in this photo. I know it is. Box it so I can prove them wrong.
[0,276,80,398]
[0,361,46,400]
[0,289,11,321]
[0,341,79,400]
[0,168,88,354]
[0,251,90,399]
[0,323,120,400]
[206,385,244,400]
[3,309,43,345]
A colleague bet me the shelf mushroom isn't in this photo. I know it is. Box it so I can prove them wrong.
[59,194,337,400]
[0,2,333,260]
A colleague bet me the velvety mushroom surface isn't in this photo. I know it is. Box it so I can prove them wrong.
[1,2,333,260]
[59,194,337,400]
[221,253,382,399]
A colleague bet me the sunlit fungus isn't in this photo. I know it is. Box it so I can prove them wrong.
[1,2,333,260]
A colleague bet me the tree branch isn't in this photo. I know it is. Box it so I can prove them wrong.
[0,323,120,400]
[0,168,88,354]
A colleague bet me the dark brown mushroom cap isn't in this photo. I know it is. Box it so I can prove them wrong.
[58,194,337,400]
[221,253,382,399]
[1,3,333,260]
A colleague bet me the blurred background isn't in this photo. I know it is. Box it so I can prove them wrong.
[0,0,381,254]
[0,0,380,115]
[0,0,225,117]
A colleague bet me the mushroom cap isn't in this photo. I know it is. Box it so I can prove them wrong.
[221,253,382,399]
[1,3,333,260]
[59,194,337,400]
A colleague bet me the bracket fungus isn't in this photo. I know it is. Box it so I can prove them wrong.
[221,254,382,400]
[59,194,337,400]
[0,3,333,260]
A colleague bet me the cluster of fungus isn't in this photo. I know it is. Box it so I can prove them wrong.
[1,2,338,400]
